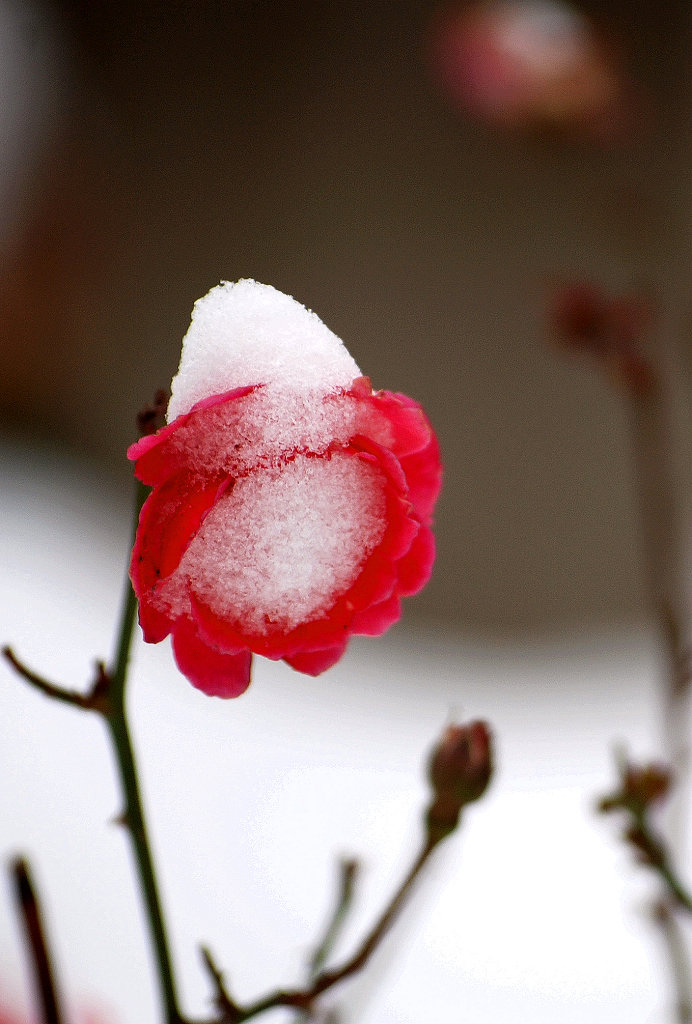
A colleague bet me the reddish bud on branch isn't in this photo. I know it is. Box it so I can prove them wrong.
[549,281,657,397]
[426,721,493,844]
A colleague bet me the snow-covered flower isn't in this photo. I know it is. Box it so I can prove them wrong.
[129,281,441,697]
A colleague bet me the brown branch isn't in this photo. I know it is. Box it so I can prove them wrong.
[599,758,692,914]
[307,858,359,982]
[10,857,65,1024]
[234,838,436,1022]
[200,946,243,1020]
[2,646,109,714]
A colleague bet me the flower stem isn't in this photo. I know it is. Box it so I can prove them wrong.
[655,901,692,1024]
[106,699,184,1024]
[106,478,185,1024]
[111,480,149,703]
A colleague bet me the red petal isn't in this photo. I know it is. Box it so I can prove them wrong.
[129,386,256,485]
[135,597,174,645]
[396,526,436,596]
[189,592,252,655]
[130,473,231,642]
[132,473,229,585]
[283,641,348,676]
[350,594,402,635]
[172,620,252,698]
[373,391,434,458]
[399,434,442,523]
[348,388,434,461]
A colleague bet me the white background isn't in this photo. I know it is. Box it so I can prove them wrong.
[0,441,684,1024]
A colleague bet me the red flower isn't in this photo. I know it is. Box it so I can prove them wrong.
[129,283,441,698]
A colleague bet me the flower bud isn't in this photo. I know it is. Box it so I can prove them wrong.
[549,281,656,397]
[598,759,672,819]
[425,721,493,844]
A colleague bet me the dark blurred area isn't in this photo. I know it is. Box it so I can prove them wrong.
[2,0,691,634]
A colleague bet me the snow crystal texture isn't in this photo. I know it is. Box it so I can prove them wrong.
[167,279,362,421]
[159,453,387,635]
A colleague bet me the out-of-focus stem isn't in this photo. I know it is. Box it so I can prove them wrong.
[655,901,692,1024]
[629,380,691,854]
[10,857,64,1024]
[295,859,359,1023]
[628,355,692,1023]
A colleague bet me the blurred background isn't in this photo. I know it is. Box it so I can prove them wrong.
[4,0,691,635]
[2,1,692,1022]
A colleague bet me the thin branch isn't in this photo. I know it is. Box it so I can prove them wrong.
[235,838,436,1021]
[627,815,692,915]
[200,946,243,1019]
[308,858,359,982]
[654,900,692,1024]
[98,476,185,1024]
[294,858,359,1024]
[10,857,65,1024]
[629,383,691,852]
[109,478,148,702]
[625,337,692,1018]
[2,646,106,712]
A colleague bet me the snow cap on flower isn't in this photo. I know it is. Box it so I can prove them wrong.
[167,279,361,419]
[129,281,441,698]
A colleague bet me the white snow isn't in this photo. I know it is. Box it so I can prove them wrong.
[167,280,362,422]
[166,387,367,478]
[159,452,388,635]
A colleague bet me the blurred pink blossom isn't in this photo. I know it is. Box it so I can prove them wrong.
[430,1,641,141]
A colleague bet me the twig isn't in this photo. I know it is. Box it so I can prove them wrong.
[200,947,243,1019]
[231,838,436,1022]
[10,857,65,1024]
[294,858,359,1023]
[627,817,692,915]
[629,387,692,852]
[308,858,359,982]
[2,646,106,713]
[654,901,692,1024]
[599,758,692,914]
[102,477,184,1024]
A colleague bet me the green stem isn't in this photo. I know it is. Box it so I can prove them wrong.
[111,480,148,702]
[106,702,183,1024]
[107,478,185,1024]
